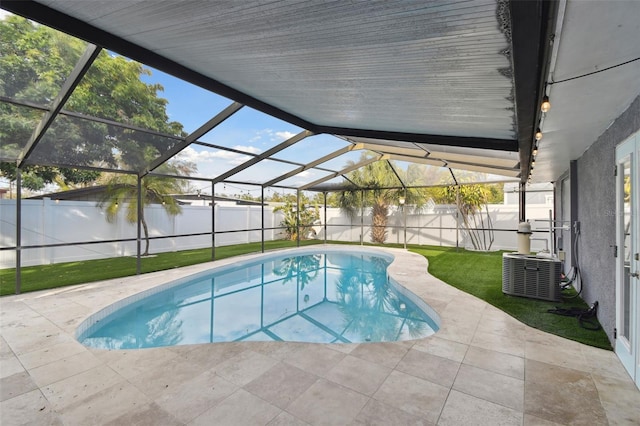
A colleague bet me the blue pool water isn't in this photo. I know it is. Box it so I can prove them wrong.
[78,249,439,349]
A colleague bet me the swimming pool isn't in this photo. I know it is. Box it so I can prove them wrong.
[77,248,439,349]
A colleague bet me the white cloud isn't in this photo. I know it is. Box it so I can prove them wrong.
[249,129,273,143]
[248,128,297,144]
[233,145,261,154]
[175,146,217,163]
[274,131,296,141]
[176,145,257,167]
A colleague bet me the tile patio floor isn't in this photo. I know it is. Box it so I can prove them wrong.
[1,246,639,425]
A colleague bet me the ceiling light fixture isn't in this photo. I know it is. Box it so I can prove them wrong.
[541,95,551,113]
[535,128,543,141]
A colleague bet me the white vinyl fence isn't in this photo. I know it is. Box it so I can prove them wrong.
[322,204,554,252]
[0,199,554,269]
[0,199,285,268]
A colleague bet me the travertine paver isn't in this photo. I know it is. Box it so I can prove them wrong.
[1,245,638,425]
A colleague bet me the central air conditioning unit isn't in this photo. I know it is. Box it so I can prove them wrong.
[502,253,561,301]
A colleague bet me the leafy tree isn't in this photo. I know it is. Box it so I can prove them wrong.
[273,200,319,241]
[98,159,196,256]
[307,191,339,207]
[0,15,184,190]
[337,153,425,244]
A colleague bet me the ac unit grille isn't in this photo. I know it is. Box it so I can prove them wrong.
[502,254,561,301]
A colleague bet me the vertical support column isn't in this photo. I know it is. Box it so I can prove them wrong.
[360,190,364,245]
[519,181,527,223]
[296,190,301,248]
[136,175,142,275]
[15,168,22,294]
[211,180,216,261]
[209,277,215,342]
[455,185,460,251]
[261,187,265,253]
[323,191,327,245]
[403,204,407,249]
[552,183,558,255]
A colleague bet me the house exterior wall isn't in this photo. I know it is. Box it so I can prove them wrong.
[558,95,640,343]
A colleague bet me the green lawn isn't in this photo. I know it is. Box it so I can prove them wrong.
[410,245,612,350]
[1,241,611,349]
[0,239,322,296]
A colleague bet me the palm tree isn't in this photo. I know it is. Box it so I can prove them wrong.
[272,254,321,291]
[337,153,424,244]
[98,160,195,256]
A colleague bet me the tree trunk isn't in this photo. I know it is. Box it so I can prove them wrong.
[141,214,150,256]
[371,202,388,243]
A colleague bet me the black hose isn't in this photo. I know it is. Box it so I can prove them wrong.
[561,227,582,298]
[547,301,600,330]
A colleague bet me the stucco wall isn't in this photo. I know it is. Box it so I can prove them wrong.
[569,95,640,343]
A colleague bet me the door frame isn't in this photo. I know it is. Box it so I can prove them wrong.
[615,132,639,388]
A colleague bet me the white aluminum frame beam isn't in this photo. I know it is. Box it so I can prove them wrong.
[300,153,387,191]
[211,130,313,184]
[146,101,243,174]
[263,142,362,187]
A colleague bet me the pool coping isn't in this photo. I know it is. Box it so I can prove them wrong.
[1,245,638,425]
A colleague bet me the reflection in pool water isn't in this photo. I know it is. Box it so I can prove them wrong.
[78,252,439,349]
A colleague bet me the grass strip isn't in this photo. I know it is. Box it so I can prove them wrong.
[0,239,322,296]
[1,241,611,349]
[410,245,611,350]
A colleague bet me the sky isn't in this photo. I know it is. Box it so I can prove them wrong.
[140,68,355,196]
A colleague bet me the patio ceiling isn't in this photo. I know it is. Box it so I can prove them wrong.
[533,0,640,182]
[1,0,558,188]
